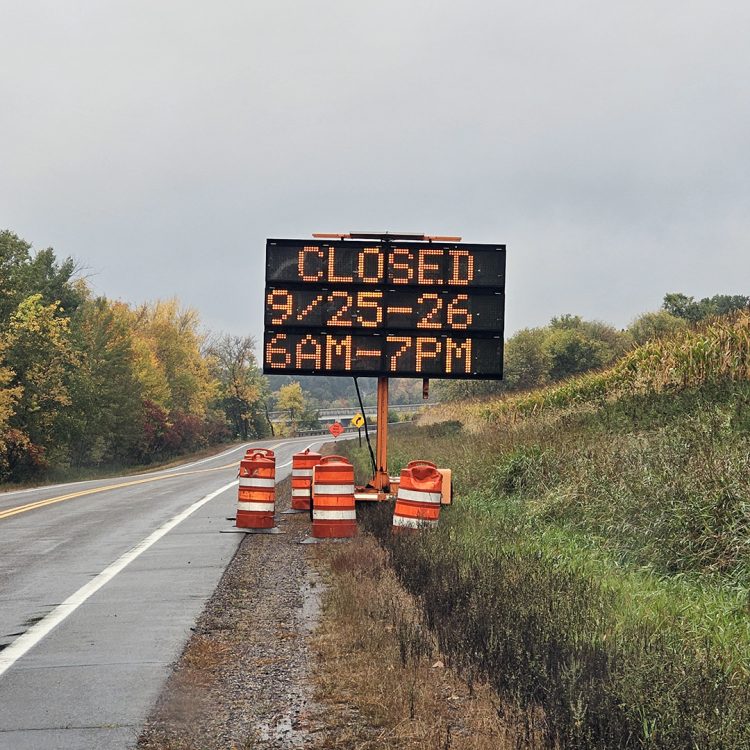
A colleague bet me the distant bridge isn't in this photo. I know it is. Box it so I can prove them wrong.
[268,402,440,424]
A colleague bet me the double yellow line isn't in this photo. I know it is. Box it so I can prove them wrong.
[0,462,237,522]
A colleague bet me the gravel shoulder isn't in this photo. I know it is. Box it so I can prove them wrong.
[138,474,528,750]
[138,476,326,749]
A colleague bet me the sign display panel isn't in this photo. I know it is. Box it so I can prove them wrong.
[264,288,504,332]
[263,238,505,379]
[266,239,505,287]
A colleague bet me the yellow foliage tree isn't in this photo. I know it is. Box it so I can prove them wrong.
[3,294,75,446]
[0,339,21,432]
[130,299,218,414]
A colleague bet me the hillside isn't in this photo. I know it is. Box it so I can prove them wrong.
[338,312,750,748]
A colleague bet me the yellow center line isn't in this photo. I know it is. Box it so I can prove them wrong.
[0,462,238,522]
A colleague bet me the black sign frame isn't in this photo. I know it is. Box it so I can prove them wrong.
[263,238,505,380]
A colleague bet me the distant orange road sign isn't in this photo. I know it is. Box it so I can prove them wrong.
[329,422,344,438]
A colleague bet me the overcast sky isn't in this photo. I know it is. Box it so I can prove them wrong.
[2,1,749,344]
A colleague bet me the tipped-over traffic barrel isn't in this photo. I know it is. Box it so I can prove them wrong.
[312,456,357,538]
[393,462,443,530]
[406,460,437,470]
[292,449,321,511]
[236,453,276,529]
[244,447,275,460]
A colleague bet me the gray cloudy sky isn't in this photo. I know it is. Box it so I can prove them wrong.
[2,1,749,343]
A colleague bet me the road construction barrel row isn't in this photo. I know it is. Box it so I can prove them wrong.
[235,451,444,536]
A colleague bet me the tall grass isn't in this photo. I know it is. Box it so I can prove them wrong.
[336,345,750,747]
[360,499,750,748]
[423,311,750,430]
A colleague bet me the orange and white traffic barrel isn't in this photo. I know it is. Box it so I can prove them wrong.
[291,449,321,511]
[236,453,276,529]
[392,462,443,530]
[312,456,357,538]
[407,460,452,504]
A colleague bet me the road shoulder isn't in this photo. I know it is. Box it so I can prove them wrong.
[137,480,527,749]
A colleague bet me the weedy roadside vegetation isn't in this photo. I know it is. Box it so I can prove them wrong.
[309,535,542,749]
[424,310,750,431]
[338,313,750,749]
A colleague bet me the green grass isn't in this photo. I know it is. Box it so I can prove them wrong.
[340,378,750,748]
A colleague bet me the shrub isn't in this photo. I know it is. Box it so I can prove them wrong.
[0,428,47,482]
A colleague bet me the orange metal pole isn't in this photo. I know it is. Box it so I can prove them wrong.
[374,376,389,492]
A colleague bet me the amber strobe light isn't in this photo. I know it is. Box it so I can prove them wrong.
[263,236,505,379]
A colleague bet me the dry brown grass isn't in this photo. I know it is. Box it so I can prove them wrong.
[179,634,233,686]
[308,535,546,750]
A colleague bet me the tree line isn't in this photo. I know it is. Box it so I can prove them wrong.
[3,228,746,481]
[436,293,750,401]
[0,230,274,483]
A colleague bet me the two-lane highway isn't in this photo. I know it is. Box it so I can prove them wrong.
[0,436,331,750]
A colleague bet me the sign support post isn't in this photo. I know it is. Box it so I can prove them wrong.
[374,376,389,493]
[262,231,506,500]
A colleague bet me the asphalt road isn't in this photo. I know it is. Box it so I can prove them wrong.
[0,435,333,750]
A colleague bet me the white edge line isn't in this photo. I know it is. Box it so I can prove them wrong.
[0,478,239,679]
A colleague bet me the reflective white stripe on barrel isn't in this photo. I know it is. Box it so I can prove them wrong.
[393,515,438,529]
[239,477,275,488]
[397,488,441,504]
[292,488,310,497]
[313,484,355,495]
[237,501,275,512]
[313,509,357,520]
[292,468,314,477]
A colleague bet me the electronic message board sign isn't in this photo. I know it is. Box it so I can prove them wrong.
[263,238,505,379]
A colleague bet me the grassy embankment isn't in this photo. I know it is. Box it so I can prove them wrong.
[338,312,750,748]
[309,537,525,749]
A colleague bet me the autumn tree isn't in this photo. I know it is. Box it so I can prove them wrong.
[0,336,23,480]
[1,294,76,468]
[59,296,145,466]
[208,334,270,440]
[131,299,217,415]
[275,382,320,435]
